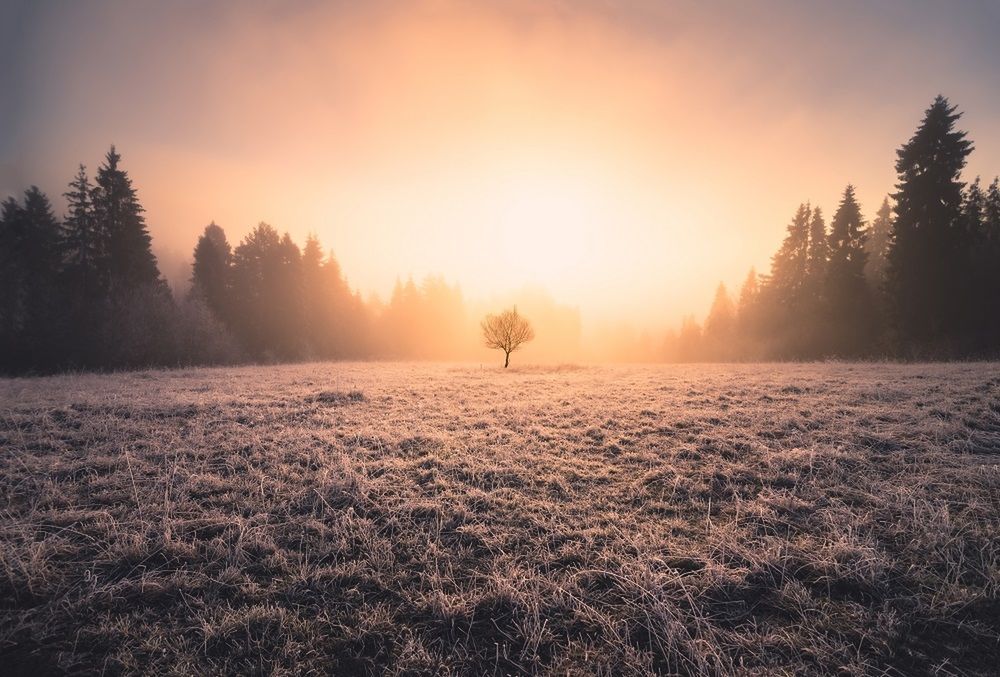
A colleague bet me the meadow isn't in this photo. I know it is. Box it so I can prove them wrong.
[1,362,998,675]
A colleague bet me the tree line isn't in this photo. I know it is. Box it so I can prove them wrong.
[0,146,486,373]
[2,96,998,373]
[666,96,1000,361]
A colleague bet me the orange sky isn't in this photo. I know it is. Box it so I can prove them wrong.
[3,0,1000,332]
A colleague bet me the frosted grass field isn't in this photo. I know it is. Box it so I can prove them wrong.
[1,363,998,675]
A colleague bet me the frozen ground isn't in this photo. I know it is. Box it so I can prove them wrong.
[1,362,998,675]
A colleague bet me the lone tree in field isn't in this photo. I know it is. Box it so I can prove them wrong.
[481,307,534,368]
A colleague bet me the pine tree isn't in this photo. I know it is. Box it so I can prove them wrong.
[61,165,101,290]
[704,283,736,360]
[190,222,232,320]
[322,250,368,358]
[384,276,424,358]
[737,268,759,315]
[676,315,703,362]
[276,232,305,357]
[229,223,308,358]
[0,188,65,369]
[960,178,999,350]
[0,197,27,366]
[986,178,1000,238]
[92,146,163,293]
[768,203,812,306]
[735,268,760,357]
[888,96,973,354]
[827,186,866,271]
[21,186,62,281]
[826,185,872,355]
[806,206,828,301]
[864,197,892,292]
[765,202,827,357]
[984,179,1000,348]
[60,165,106,366]
[300,233,326,353]
[231,222,281,356]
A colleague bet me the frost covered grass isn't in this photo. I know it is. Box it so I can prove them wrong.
[1,362,998,675]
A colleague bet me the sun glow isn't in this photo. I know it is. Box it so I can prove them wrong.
[494,169,603,288]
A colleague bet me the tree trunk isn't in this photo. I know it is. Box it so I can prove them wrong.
[504,351,510,368]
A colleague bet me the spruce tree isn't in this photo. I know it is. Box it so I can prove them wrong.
[190,222,232,320]
[300,234,328,354]
[737,268,759,314]
[62,164,102,286]
[275,232,305,357]
[764,203,814,357]
[961,178,1000,350]
[826,185,872,355]
[768,203,812,306]
[92,146,163,293]
[735,268,760,360]
[676,315,703,362]
[0,197,26,366]
[806,206,828,302]
[799,206,830,356]
[986,178,1000,237]
[60,165,106,366]
[230,222,284,356]
[888,96,973,354]
[864,197,892,292]
[0,188,64,370]
[704,283,736,360]
[322,250,365,358]
[984,179,1000,348]
[62,165,100,284]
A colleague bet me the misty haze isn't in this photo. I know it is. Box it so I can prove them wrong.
[1,1,999,675]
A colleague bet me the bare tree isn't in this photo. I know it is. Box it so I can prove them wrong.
[481,307,535,368]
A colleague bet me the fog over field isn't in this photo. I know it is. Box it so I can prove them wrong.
[2,363,998,674]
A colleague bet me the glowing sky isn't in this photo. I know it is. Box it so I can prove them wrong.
[3,0,1000,329]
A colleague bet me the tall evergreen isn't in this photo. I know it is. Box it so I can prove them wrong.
[0,188,64,368]
[735,268,760,359]
[301,234,327,353]
[888,96,973,354]
[826,185,872,355]
[827,186,866,271]
[60,165,106,365]
[704,282,736,360]
[190,222,232,320]
[62,165,101,292]
[805,206,828,300]
[0,197,27,365]
[768,203,812,305]
[675,315,703,362]
[92,146,163,293]
[737,268,759,314]
[960,178,1000,349]
[984,179,1000,346]
[801,206,829,355]
[276,232,305,356]
[763,204,815,357]
[321,250,368,358]
[864,197,892,292]
[230,223,306,358]
[986,179,1000,237]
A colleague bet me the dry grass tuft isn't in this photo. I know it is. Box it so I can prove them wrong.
[309,389,367,405]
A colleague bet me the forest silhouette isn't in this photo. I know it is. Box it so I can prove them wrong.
[2,96,999,374]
